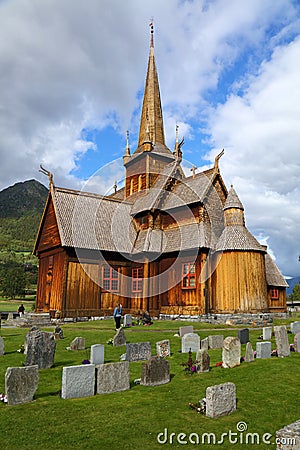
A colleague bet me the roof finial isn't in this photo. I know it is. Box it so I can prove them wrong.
[214,149,224,172]
[190,165,197,178]
[113,181,117,194]
[149,18,154,48]
[175,124,179,145]
[125,130,130,156]
[39,164,54,188]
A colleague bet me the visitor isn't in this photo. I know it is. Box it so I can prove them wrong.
[113,303,122,330]
[142,310,153,326]
[18,303,25,317]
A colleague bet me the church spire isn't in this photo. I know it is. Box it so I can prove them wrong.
[137,22,165,148]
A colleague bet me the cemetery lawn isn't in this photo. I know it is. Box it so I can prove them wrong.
[0,318,299,449]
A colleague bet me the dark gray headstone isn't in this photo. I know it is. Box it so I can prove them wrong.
[113,328,126,347]
[126,342,151,362]
[222,337,241,368]
[238,328,249,344]
[96,361,130,394]
[141,356,170,386]
[5,365,39,405]
[206,382,236,418]
[25,329,56,369]
[196,349,210,373]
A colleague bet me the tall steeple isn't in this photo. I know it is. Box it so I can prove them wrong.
[137,22,166,148]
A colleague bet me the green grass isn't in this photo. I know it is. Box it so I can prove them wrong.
[0,319,299,449]
[0,299,35,312]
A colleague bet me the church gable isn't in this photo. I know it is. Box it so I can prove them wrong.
[35,196,61,254]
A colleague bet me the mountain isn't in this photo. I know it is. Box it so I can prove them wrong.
[286,277,300,295]
[0,179,48,219]
[0,179,48,252]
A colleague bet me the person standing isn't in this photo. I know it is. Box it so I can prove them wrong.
[113,303,122,330]
[18,303,25,317]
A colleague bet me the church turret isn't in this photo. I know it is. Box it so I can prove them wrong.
[123,130,131,165]
[223,185,245,226]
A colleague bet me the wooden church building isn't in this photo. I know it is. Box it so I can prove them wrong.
[34,27,287,319]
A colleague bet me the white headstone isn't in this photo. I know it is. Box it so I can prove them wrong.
[256,341,271,358]
[206,382,236,418]
[274,326,290,357]
[61,364,95,399]
[0,336,4,356]
[222,337,241,368]
[123,314,132,327]
[294,333,300,353]
[90,344,104,364]
[156,339,170,357]
[291,321,300,334]
[181,333,200,353]
[263,327,272,340]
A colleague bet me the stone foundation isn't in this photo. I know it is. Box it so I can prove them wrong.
[159,312,288,326]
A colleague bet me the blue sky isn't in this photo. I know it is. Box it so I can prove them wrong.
[0,0,300,277]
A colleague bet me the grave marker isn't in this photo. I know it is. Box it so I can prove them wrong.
[222,337,241,368]
[70,337,86,350]
[156,339,170,357]
[25,329,56,369]
[238,328,249,344]
[179,325,193,337]
[5,365,39,405]
[206,382,236,418]
[96,361,130,394]
[113,328,126,347]
[291,321,300,334]
[181,333,200,353]
[244,342,254,363]
[123,314,132,327]
[263,327,272,340]
[61,364,95,399]
[0,336,4,356]
[274,325,290,357]
[126,342,152,362]
[294,333,300,353]
[90,344,104,364]
[256,341,271,358]
[195,349,210,373]
[208,335,224,349]
[141,356,170,386]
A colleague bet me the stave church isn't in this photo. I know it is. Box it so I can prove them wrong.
[34,26,287,319]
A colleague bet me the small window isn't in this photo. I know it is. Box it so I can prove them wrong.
[138,174,143,191]
[130,178,134,195]
[132,267,143,293]
[102,266,119,292]
[182,263,196,289]
[271,288,279,299]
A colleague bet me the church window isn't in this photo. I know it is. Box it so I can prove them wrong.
[132,267,143,292]
[102,266,119,292]
[271,288,279,299]
[182,263,196,289]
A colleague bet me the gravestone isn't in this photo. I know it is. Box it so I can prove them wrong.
[126,342,152,362]
[113,328,126,347]
[179,325,194,337]
[276,420,300,449]
[294,333,300,353]
[256,341,271,358]
[5,365,39,405]
[238,328,249,344]
[201,337,209,351]
[8,312,14,320]
[291,321,300,334]
[208,335,224,349]
[96,361,130,394]
[274,325,290,357]
[206,382,236,418]
[263,327,272,340]
[222,337,241,368]
[90,344,104,365]
[195,349,210,373]
[156,339,170,357]
[25,329,56,369]
[181,333,200,353]
[0,336,4,356]
[123,314,132,327]
[61,364,95,399]
[141,356,170,386]
[70,337,85,350]
[244,342,254,362]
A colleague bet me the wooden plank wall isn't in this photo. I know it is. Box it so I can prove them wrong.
[211,251,268,312]
[36,199,61,253]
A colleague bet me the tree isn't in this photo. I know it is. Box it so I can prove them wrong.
[289,284,300,305]
[0,261,27,299]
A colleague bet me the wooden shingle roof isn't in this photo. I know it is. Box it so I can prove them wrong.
[265,253,288,287]
[215,225,264,252]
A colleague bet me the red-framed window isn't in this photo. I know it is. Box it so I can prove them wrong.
[102,266,119,292]
[271,288,279,299]
[132,267,143,293]
[182,263,196,289]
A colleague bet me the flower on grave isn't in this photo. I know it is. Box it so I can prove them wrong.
[17,344,25,353]
[290,344,295,352]
[0,394,7,403]
[189,398,206,414]
[82,359,90,364]
[271,349,278,357]
[216,361,223,367]
[107,338,113,345]
[182,349,198,375]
